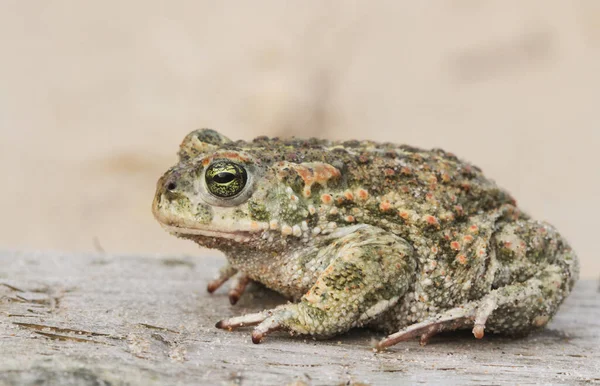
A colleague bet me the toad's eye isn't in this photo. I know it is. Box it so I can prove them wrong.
[205,161,248,198]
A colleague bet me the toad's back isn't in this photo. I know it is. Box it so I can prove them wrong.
[216,136,517,234]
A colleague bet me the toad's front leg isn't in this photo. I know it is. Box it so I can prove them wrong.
[206,263,252,305]
[216,225,416,343]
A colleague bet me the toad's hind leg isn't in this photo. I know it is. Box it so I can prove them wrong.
[217,225,417,344]
[378,220,578,350]
[376,295,497,348]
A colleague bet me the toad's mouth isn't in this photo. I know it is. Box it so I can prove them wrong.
[160,224,257,242]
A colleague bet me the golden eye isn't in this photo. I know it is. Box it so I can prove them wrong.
[205,161,248,198]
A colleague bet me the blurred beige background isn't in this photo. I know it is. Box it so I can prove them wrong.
[0,1,598,278]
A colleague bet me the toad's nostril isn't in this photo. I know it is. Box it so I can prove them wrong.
[166,182,177,191]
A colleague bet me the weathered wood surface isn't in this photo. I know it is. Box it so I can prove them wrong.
[0,250,598,386]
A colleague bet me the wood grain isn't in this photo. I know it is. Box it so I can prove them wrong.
[1,251,598,385]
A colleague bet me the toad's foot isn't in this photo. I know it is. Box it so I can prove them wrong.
[206,264,237,293]
[375,299,495,349]
[228,273,251,305]
[215,310,270,330]
[215,303,351,344]
[215,307,294,344]
[207,265,252,305]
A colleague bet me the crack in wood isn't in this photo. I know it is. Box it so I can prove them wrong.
[13,322,111,337]
[137,322,179,333]
[32,331,107,345]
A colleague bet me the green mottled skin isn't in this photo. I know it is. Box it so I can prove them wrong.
[152,129,579,347]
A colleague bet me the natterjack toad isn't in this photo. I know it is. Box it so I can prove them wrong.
[152,129,578,349]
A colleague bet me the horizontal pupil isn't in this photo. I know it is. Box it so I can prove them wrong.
[213,172,235,184]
